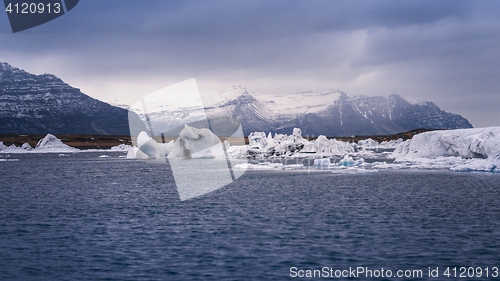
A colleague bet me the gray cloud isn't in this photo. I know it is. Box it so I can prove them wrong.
[1,0,499,127]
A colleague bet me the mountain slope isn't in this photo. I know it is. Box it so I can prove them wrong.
[1,62,472,137]
[199,86,472,136]
[0,62,133,135]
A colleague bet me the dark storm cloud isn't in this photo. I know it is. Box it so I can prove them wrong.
[1,0,499,126]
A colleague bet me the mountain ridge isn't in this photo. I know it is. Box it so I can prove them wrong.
[199,86,473,136]
[1,62,472,136]
[0,62,133,135]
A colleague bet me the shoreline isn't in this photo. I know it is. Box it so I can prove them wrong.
[0,128,432,149]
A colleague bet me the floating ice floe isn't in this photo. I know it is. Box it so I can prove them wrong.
[357,138,379,149]
[0,158,19,162]
[357,138,404,150]
[110,144,133,151]
[388,127,500,172]
[337,155,365,167]
[313,158,331,167]
[0,134,79,153]
[233,162,284,170]
[247,128,357,158]
[4,125,497,175]
[331,167,379,174]
[0,141,32,153]
[168,124,225,159]
[233,162,305,170]
[127,124,226,160]
[34,134,79,153]
[329,155,378,173]
[126,131,172,159]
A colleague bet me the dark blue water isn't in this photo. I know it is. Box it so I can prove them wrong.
[1,153,500,280]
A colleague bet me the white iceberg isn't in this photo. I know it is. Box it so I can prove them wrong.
[110,144,133,151]
[332,167,379,174]
[137,131,170,159]
[379,138,404,148]
[126,131,172,159]
[21,143,32,151]
[390,127,500,172]
[336,155,364,167]
[126,147,150,160]
[226,144,248,159]
[338,155,355,167]
[233,162,284,170]
[392,127,500,159]
[357,138,404,150]
[313,158,331,166]
[248,132,267,148]
[0,134,79,153]
[34,134,79,153]
[0,141,26,153]
[233,162,305,170]
[357,138,379,149]
[168,124,225,159]
[0,158,19,162]
[246,128,356,158]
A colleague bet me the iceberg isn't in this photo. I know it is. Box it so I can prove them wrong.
[391,127,500,159]
[248,132,267,148]
[357,138,379,149]
[0,142,25,153]
[34,134,79,152]
[233,162,305,170]
[332,167,379,174]
[0,158,19,162]
[246,128,356,158]
[233,162,284,170]
[379,138,404,148]
[226,144,248,159]
[110,144,133,151]
[357,138,404,150]
[314,135,356,155]
[0,134,79,153]
[21,143,32,151]
[337,155,366,167]
[168,124,226,159]
[313,158,331,167]
[125,131,172,159]
[390,127,500,172]
[137,131,170,159]
[126,147,150,160]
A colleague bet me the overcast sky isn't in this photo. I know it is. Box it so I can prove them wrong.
[1,0,499,127]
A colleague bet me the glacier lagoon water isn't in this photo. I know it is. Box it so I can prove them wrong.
[1,152,500,281]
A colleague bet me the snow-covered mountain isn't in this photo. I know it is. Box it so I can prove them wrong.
[142,85,472,137]
[0,62,133,135]
[1,62,472,137]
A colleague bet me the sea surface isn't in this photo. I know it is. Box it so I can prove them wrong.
[1,152,500,281]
